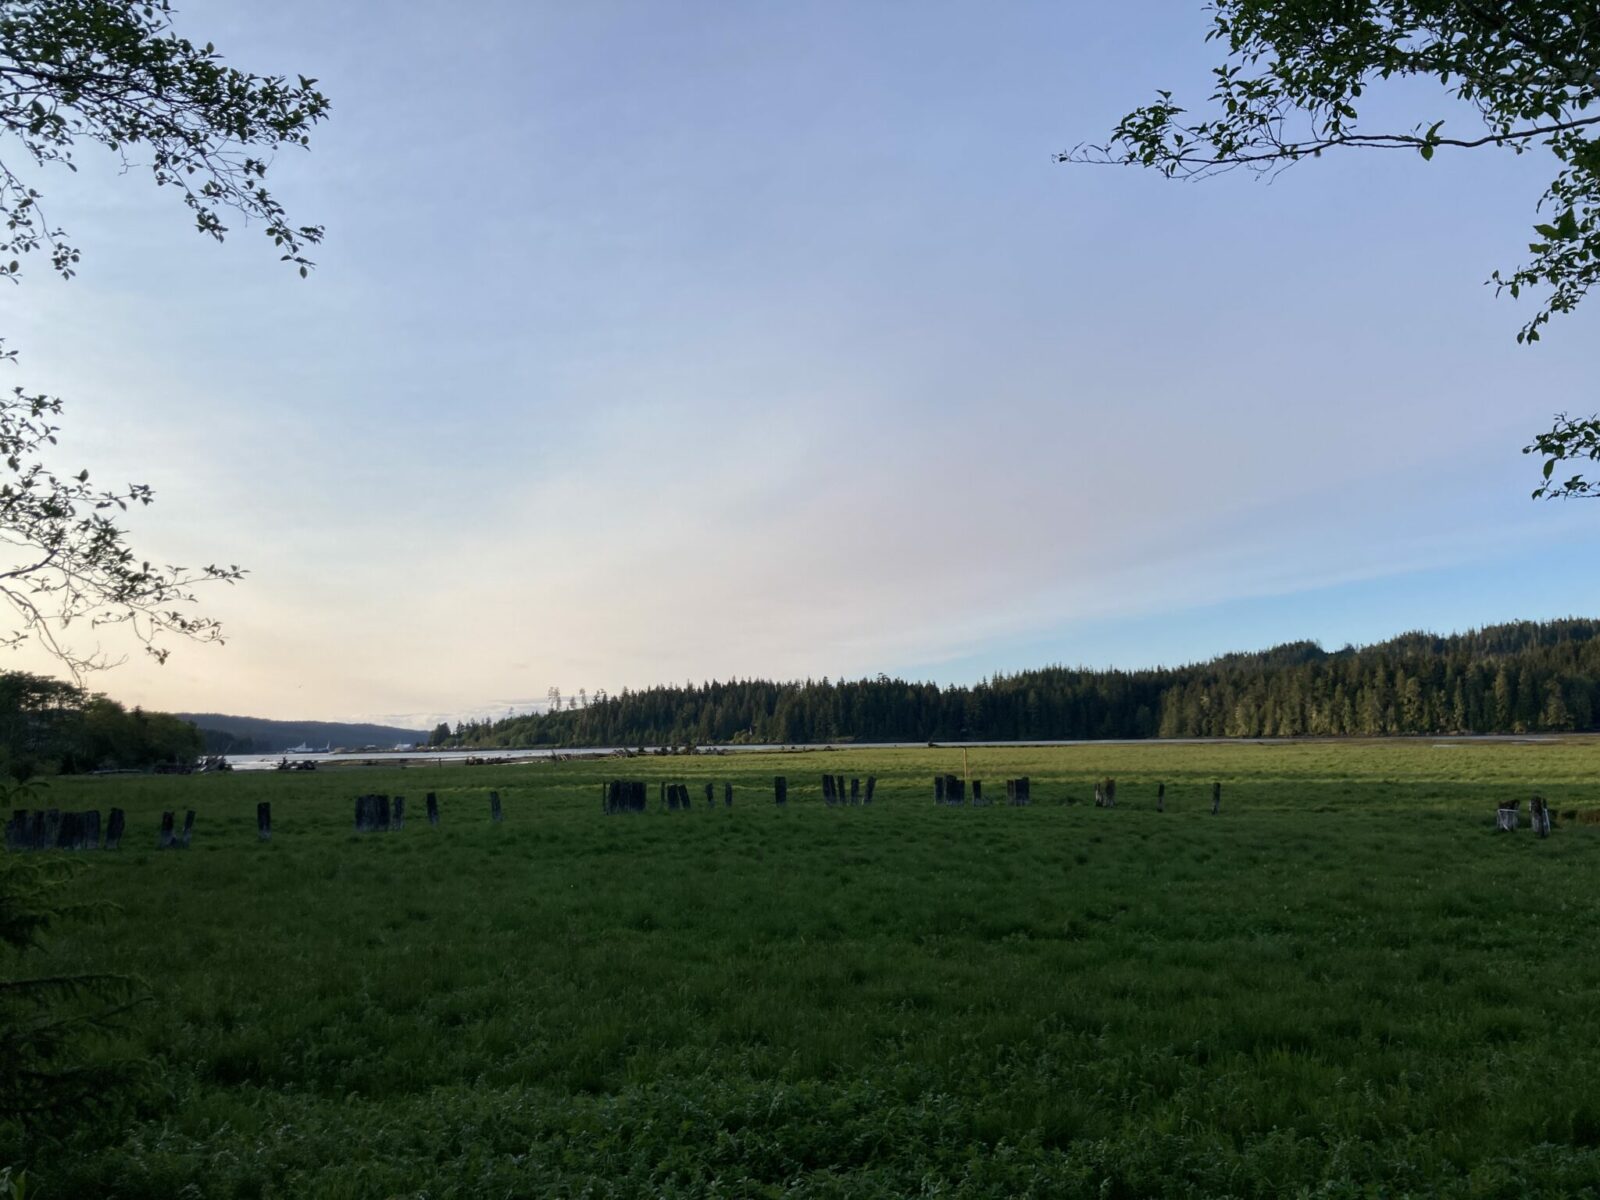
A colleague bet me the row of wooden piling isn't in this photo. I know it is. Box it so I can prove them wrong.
[353,791,497,832]
[822,775,876,806]
[4,806,192,851]
[934,776,1221,812]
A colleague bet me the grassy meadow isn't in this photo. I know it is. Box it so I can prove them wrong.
[5,739,1600,1198]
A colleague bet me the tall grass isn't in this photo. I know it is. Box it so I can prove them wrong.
[5,739,1600,1197]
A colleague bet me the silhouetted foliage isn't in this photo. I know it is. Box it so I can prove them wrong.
[0,670,199,776]
[1063,2,1600,496]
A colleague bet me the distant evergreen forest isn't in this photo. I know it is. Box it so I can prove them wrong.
[436,619,1600,748]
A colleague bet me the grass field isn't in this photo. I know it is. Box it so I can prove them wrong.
[5,740,1600,1198]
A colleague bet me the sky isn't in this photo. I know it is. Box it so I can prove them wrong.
[3,0,1598,729]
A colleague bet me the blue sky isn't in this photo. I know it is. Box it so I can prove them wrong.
[3,1,1598,725]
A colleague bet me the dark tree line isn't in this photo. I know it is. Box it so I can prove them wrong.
[0,672,200,777]
[438,620,1600,749]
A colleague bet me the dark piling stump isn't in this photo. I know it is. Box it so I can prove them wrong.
[181,810,195,848]
[706,782,715,809]
[392,796,405,830]
[257,802,272,842]
[55,811,78,850]
[865,777,876,804]
[82,809,101,850]
[822,775,835,806]
[28,810,45,850]
[774,776,788,806]
[1495,800,1520,832]
[1211,782,1222,815]
[105,808,125,850]
[42,809,60,848]
[427,792,439,825]
[158,811,176,849]
[724,782,733,808]
[490,791,503,823]
[1157,783,1165,813]
[934,776,945,805]
[4,808,24,851]
[972,780,984,806]
[850,778,860,805]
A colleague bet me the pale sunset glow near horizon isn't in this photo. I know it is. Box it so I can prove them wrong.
[5,0,1598,729]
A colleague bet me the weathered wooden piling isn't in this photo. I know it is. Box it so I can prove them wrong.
[945,774,965,806]
[105,807,125,850]
[4,808,24,851]
[774,776,787,805]
[865,776,876,804]
[181,810,195,848]
[821,775,835,806]
[1495,799,1520,831]
[972,780,985,806]
[427,792,439,825]
[1211,782,1222,815]
[83,809,101,850]
[705,782,715,809]
[1531,794,1552,838]
[1157,783,1165,812]
[392,795,406,830]
[490,791,503,822]
[850,778,860,805]
[934,775,946,805]
[724,782,733,808]
[355,794,392,833]
[257,802,272,841]
[158,811,175,849]
[42,809,60,847]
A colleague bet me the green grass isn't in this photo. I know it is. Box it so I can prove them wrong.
[6,740,1600,1198]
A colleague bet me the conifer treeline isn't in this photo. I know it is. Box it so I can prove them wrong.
[438,619,1600,748]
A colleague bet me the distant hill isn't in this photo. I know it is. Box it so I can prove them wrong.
[174,713,429,754]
